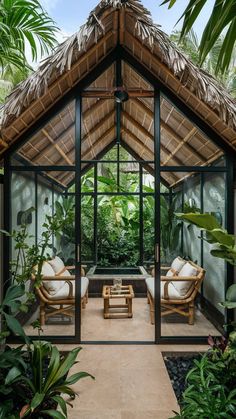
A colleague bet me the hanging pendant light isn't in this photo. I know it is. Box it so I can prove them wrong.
[114,86,129,103]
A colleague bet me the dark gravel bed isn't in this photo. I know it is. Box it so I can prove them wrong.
[164,353,202,404]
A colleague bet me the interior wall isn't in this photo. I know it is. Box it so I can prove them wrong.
[183,174,201,265]
[203,173,226,314]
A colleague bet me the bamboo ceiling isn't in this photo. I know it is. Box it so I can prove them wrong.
[0,0,235,187]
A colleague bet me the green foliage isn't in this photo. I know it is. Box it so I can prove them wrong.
[160,195,182,263]
[53,196,75,264]
[0,344,94,418]
[171,343,236,419]
[18,344,94,418]
[170,30,236,98]
[176,212,236,311]
[161,0,236,75]
[0,0,58,72]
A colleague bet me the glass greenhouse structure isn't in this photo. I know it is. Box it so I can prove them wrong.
[0,0,235,344]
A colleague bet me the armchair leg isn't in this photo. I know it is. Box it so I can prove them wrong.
[40,302,45,326]
[188,302,194,325]
[82,296,86,309]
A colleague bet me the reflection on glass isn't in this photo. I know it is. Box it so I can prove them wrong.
[10,171,76,337]
[143,196,154,264]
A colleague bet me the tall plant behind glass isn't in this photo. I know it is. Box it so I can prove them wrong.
[160,195,182,264]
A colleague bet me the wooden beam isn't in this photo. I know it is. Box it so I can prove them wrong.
[83,125,115,158]
[82,90,153,98]
[122,111,184,166]
[83,109,115,142]
[83,98,107,120]
[32,122,74,162]
[122,126,153,158]
[132,98,207,163]
[42,129,72,165]
[162,127,198,166]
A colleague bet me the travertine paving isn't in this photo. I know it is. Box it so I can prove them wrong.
[55,344,207,419]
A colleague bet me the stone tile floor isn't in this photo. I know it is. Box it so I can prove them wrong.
[55,344,208,419]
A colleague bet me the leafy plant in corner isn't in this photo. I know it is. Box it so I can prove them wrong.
[170,212,236,418]
[17,345,94,419]
[176,213,236,316]
[171,344,236,419]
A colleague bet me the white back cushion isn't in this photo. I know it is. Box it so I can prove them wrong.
[173,262,198,296]
[171,257,186,273]
[48,256,65,273]
[166,268,176,277]
[42,261,65,295]
[145,277,182,300]
[51,277,89,300]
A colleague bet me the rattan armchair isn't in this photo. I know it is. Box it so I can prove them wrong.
[146,261,205,325]
[32,265,88,326]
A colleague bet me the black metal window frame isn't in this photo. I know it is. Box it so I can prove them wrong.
[4,45,235,345]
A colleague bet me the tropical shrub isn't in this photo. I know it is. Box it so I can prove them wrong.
[171,336,236,419]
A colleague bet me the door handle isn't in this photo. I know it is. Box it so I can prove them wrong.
[155,243,159,263]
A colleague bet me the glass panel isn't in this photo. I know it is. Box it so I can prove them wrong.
[122,97,154,160]
[143,170,154,192]
[81,195,94,264]
[119,162,139,192]
[97,195,139,266]
[81,166,94,193]
[143,195,154,265]
[12,100,75,166]
[159,171,223,338]
[160,95,224,166]
[10,170,76,338]
[97,162,117,192]
[81,98,115,161]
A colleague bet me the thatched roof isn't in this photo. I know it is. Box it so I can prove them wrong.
[0,0,235,186]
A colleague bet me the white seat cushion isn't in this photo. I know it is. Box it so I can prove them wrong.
[51,277,89,300]
[48,256,65,273]
[145,277,182,300]
[172,262,198,297]
[171,257,186,273]
[41,262,65,296]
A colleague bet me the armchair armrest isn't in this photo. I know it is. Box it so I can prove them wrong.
[161,275,199,281]
[42,275,75,281]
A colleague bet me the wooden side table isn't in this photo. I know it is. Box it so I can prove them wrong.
[102,285,134,319]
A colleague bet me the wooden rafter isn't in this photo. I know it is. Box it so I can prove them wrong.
[121,126,179,183]
[82,89,153,98]
[83,125,115,159]
[83,109,115,141]
[162,127,198,166]
[132,98,207,163]
[122,111,185,166]
[31,122,74,162]
[42,129,73,165]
